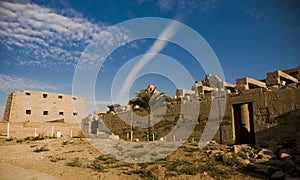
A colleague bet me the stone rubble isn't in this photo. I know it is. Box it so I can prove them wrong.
[205,140,300,179]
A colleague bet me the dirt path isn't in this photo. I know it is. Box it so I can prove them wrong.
[0,162,57,180]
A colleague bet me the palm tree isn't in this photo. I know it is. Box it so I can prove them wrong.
[129,85,171,141]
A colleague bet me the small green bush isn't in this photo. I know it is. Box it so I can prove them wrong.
[16,139,23,143]
[33,135,45,141]
[166,160,187,172]
[50,157,65,162]
[66,157,82,167]
[34,146,49,152]
[24,136,31,141]
[62,141,73,145]
[6,138,13,141]
[184,147,199,153]
[91,160,104,172]
[96,155,109,161]
[179,166,199,175]
[113,144,123,151]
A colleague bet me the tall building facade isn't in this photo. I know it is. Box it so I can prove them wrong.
[1,90,86,138]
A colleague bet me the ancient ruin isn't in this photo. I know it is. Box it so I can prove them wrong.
[82,66,300,154]
[0,90,86,138]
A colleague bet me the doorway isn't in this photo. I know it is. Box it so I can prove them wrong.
[232,103,255,145]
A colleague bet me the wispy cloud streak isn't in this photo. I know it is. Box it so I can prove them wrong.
[117,21,179,101]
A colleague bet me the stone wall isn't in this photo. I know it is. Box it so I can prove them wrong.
[95,84,299,145]
[227,86,300,146]
[1,90,86,138]
[2,93,13,122]
[2,90,86,124]
[83,66,300,150]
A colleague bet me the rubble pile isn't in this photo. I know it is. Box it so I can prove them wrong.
[204,140,300,179]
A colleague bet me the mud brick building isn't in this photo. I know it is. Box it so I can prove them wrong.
[83,66,300,153]
[0,90,86,138]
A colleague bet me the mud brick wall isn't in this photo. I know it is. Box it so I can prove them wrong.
[0,122,81,138]
[2,90,86,124]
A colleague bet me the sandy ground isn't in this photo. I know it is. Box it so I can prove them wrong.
[0,137,260,180]
[0,138,134,180]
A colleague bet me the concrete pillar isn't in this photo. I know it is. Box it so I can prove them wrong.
[240,104,250,132]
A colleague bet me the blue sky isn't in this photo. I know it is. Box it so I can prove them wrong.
[0,0,300,116]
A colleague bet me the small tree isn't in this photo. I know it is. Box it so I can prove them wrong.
[129,85,171,141]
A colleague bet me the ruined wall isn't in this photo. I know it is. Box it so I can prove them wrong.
[2,93,13,122]
[99,85,299,145]
[227,85,300,146]
[101,104,181,141]
[85,66,300,149]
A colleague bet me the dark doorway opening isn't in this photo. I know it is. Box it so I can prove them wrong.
[233,103,255,145]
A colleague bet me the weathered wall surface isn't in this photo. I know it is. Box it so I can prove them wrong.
[2,93,13,122]
[82,66,300,154]
[97,83,299,147]
[227,86,300,144]
[1,90,86,138]
[100,105,181,141]
[3,90,86,124]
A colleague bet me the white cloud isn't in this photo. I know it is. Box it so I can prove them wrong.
[0,74,61,94]
[157,0,225,14]
[245,7,262,22]
[158,0,175,11]
[117,21,180,101]
[0,1,125,67]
